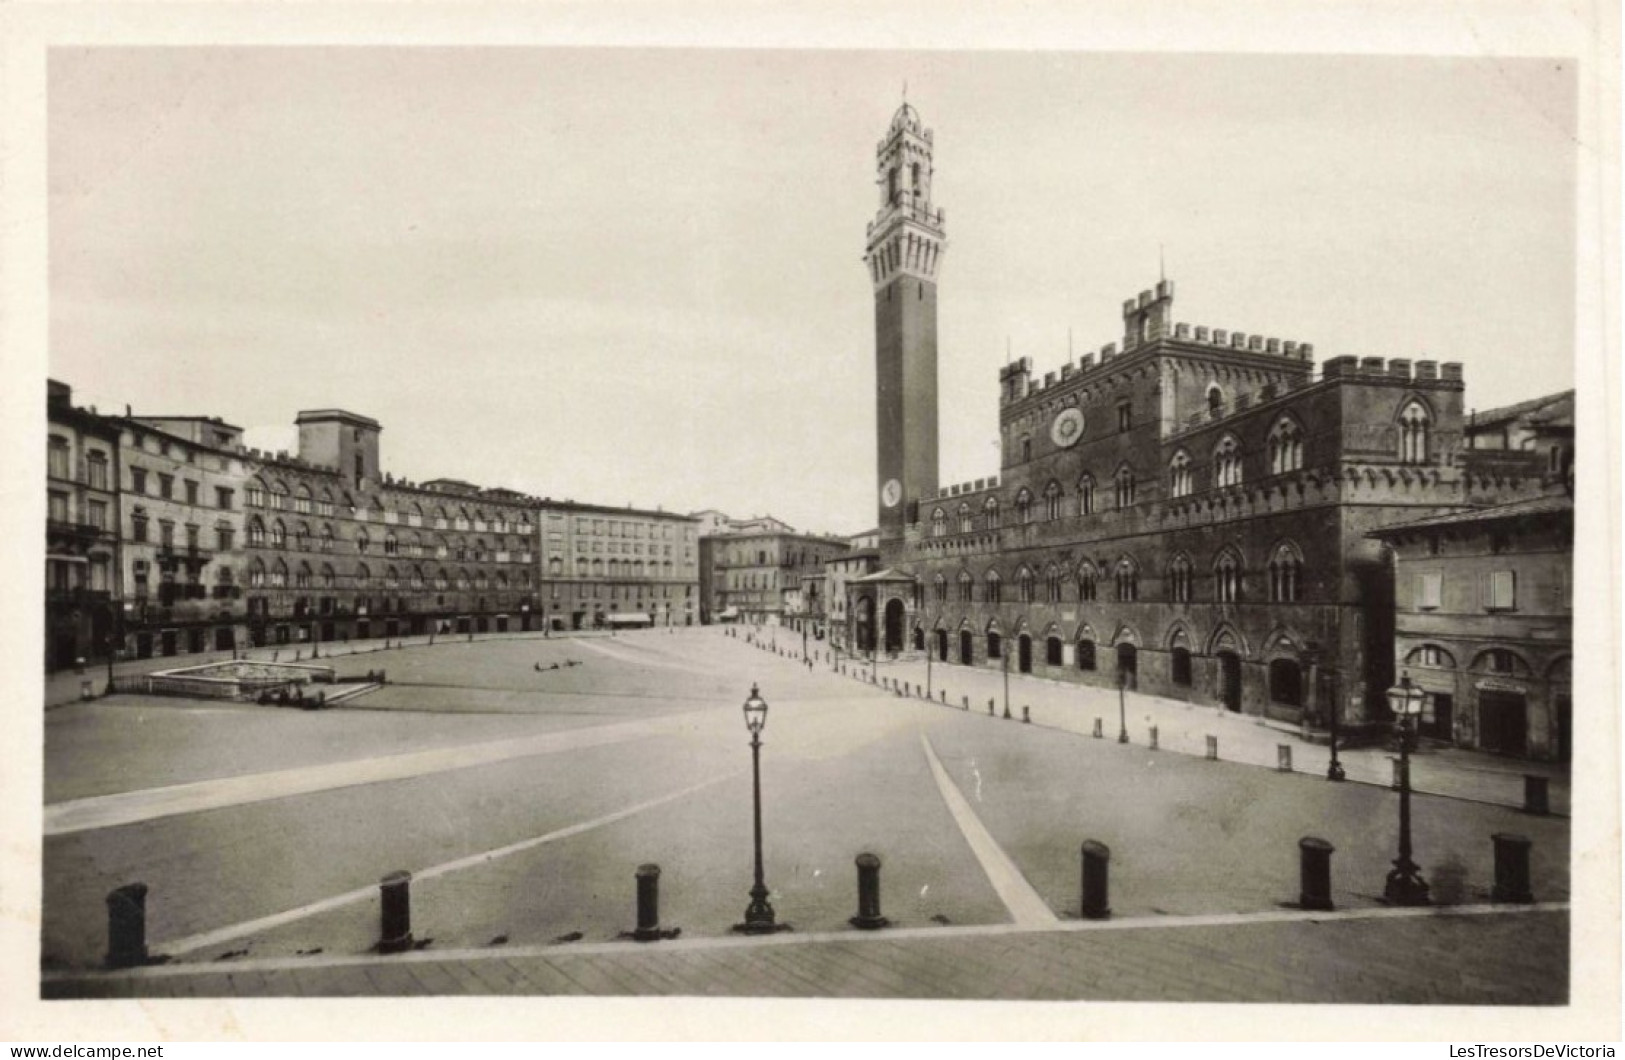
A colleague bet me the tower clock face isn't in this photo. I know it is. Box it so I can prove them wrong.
[1051,407,1086,448]
[881,479,902,509]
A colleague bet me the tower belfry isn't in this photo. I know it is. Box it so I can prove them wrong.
[865,102,946,545]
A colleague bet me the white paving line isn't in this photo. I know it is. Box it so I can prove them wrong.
[156,772,739,956]
[47,901,1569,981]
[919,732,1058,926]
[573,637,721,677]
[45,707,715,836]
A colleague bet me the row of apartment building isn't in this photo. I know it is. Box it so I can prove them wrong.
[45,381,702,668]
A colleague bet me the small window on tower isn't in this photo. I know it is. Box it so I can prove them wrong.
[911,163,920,192]
[887,168,898,203]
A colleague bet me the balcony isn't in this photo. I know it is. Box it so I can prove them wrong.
[47,518,112,541]
[46,587,113,606]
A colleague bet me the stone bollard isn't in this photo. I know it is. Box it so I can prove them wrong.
[1298,837,1335,911]
[1277,744,1292,773]
[105,883,150,969]
[1491,834,1535,903]
[1022,706,1031,724]
[1206,735,1218,760]
[1080,841,1111,920]
[988,699,995,716]
[1093,717,1103,739]
[1523,775,1550,816]
[294,650,302,661]
[849,853,888,930]
[940,690,947,704]
[378,870,414,954]
[633,863,664,941]
[962,696,969,710]
[1149,725,1158,750]
[1003,702,1011,720]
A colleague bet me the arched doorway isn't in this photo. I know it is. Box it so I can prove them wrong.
[1217,651,1242,712]
[855,596,876,653]
[1268,658,1303,709]
[912,626,925,651]
[1116,643,1138,689]
[1018,634,1033,674]
[883,598,905,655]
[1046,636,1063,667]
[936,629,948,662]
[959,629,973,664]
[1077,639,1096,671]
[1171,647,1193,687]
[987,630,1003,662]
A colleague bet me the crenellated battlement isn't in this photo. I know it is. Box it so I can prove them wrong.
[1000,281,1329,408]
[1320,355,1462,383]
[930,476,1001,502]
[1171,323,1315,363]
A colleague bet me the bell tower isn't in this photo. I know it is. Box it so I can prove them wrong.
[865,101,946,548]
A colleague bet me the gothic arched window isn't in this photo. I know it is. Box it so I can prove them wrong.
[984,496,1001,530]
[1114,466,1137,509]
[1215,549,1242,604]
[1114,557,1139,602]
[1043,480,1063,520]
[1214,435,1244,488]
[1015,488,1034,524]
[1269,417,1305,475]
[1269,542,1303,603]
[1399,400,1431,464]
[1170,553,1193,603]
[1078,473,1096,515]
[1077,561,1098,602]
[1169,451,1193,498]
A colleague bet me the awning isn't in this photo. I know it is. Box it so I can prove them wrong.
[607,613,652,625]
[719,607,740,619]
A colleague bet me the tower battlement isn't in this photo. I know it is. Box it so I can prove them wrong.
[868,101,945,546]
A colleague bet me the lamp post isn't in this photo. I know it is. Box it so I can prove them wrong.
[1303,642,1342,781]
[1383,673,1430,906]
[926,627,933,699]
[1001,643,1010,717]
[734,683,783,933]
[1117,665,1129,743]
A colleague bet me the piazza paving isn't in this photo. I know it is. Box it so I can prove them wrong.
[41,628,1570,1002]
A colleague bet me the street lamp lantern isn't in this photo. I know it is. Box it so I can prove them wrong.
[735,683,784,933]
[742,682,768,735]
[1386,672,1426,720]
[1382,673,1431,906]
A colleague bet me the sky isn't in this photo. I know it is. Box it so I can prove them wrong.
[47,48,1578,535]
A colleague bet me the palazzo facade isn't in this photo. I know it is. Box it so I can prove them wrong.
[847,103,1549,735]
